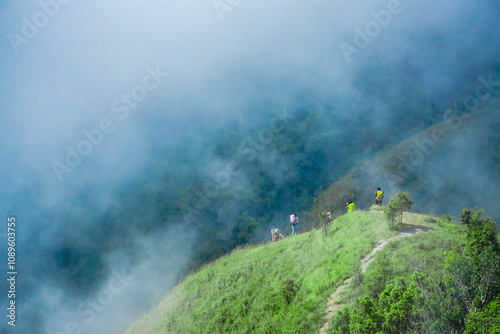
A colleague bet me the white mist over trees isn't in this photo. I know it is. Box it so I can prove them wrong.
[0,1,499,333]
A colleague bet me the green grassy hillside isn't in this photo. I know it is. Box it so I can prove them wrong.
[125,210,466,334]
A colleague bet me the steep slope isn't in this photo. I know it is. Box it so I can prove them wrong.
[311,76,500,222]
[318,224,428,333]
[124,211,461,334]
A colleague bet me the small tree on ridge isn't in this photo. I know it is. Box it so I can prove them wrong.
[384,191,414,229]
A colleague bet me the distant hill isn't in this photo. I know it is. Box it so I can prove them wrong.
[311,77,500,224]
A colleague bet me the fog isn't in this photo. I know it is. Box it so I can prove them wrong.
[1,1,499,333]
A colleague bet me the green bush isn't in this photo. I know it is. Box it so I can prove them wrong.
[444,209,500,315]
[330,212,475,333]
[378,277,423,333]
[384,191,414,229]
[441,213,454,224]
[331,275,424,334]
[281,278,299,305]
[465,296,500,333]
[319,210,331,238]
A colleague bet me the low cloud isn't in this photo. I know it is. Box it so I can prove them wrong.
[0,1,499,333]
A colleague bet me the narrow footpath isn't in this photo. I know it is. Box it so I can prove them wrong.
[318,228,423,334]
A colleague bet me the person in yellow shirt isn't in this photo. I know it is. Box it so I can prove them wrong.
[375,187,384,206]
[345,201,355,213]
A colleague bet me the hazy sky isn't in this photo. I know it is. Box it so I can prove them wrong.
[1,1,499,333]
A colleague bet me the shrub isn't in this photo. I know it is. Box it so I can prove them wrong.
[281,278,298,305]
[379,278,422,333]
[441,214,454,223]
[465,296,500,334]
[332,273,426,334]
[330,307,352,334]
[384,191,414,229]
[444,209,500,315]
[318,209,342,237]
[319,210,331,238]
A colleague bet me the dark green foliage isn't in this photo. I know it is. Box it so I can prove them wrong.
[349,297,380,333]
[443,209,500,315]
[465,296,500,333]
[331,274,424,334]
[459,208,500,254]
[363,253,393,298]
[441,213,454,224]
[281,278,299,305]
[331,209,500,334]
[413,210,500,332]
[378,277,422,333]
[235,211,259,245]
[53,246,105,294]
[331,298,381,334]
[384,199,399,229]
[331,308,351,334]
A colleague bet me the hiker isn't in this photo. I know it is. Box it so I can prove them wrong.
[270,227,283,242]
[345,201,355,213]
[327,211,332,221]
[375,187,384,206]
[290,213,299,235]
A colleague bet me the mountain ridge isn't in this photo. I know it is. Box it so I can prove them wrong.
[124,210,468,333]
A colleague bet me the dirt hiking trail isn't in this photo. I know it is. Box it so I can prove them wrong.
[318,227,424,334]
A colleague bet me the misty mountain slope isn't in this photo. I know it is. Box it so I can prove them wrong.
[124,211,461,334]
[2,1,500,333]
[312,72,500,222]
